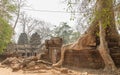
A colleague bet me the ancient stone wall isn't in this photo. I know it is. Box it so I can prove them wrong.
[30,32,41,53]
[63,47,120,69]
[110,47,120,67]
[44,37,62,63]
[63,49,105,69]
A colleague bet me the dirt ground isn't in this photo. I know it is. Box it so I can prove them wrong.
[0,66,116,75]
[0,67,80,75]
[0,59,118,75]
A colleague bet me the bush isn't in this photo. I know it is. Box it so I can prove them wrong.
[0,18,13,52]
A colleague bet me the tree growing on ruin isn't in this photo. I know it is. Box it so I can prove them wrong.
[53,0,120,73]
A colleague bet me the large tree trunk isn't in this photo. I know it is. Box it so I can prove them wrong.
[98,21,117,72]
[96,0,118,72]
[53,0,120,72]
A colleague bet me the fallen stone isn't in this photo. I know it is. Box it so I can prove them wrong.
[12,63,20,72]
[60,68,68,74]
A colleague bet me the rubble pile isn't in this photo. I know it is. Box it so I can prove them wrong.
[0,55,52,72]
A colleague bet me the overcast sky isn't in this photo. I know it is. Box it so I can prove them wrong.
[22,0,75,26]
[14,0,76,42]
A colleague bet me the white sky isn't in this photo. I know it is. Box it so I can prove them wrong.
[14,0,76,42]
[22,0,75,26]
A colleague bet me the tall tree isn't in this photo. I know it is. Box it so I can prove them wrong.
[96,0,119,72]
[0,17,13,52]
[0,0,15,52]
[0,0,16,21]
[13,0,26,30]
[53,0,120,73]
[53,22,80,44]
[53,22,73,44]
[19,13,52,41]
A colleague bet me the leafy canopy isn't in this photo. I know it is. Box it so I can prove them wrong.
[0,0,16,20]
[0,17,13,52]
[53,22,80,44]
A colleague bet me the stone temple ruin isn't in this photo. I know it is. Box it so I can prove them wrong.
[43,37,120,69]
[18,33,28,45]
[42,37,104,68]
[15,32,41,57]
[43,37,63,64]
[4,32,120,69]
[30,32,41,51]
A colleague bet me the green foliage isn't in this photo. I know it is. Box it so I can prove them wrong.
[70,31,80,42]
[0,17,13,52]
[0,0,16,20]
[53,22,71,44]
[52,22,80,44]
[95,7,111,29]
[116,14,120,30]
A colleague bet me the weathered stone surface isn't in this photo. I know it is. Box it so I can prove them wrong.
[45,37,62,48]
[18,33,28,45]
[60,68,68,74]
[63,49,105,69]
[30,32,41,46]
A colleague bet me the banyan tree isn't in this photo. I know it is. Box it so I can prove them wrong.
[53,0,120,73]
